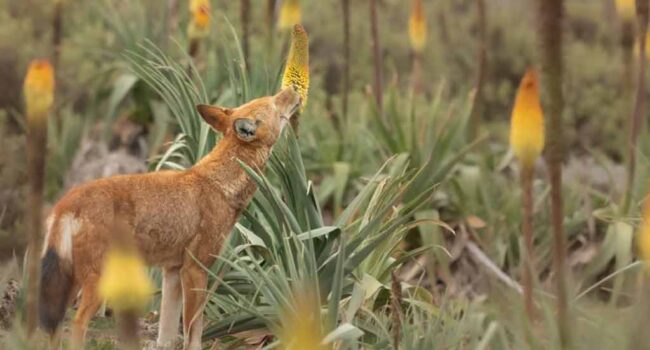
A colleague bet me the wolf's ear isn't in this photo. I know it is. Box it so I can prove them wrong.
[196,105,232,133]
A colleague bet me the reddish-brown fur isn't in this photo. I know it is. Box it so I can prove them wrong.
[39,88,301,350]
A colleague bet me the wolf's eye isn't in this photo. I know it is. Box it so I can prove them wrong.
[255,120,262,126]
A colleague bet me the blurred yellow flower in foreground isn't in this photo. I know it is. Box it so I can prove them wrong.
[188,0,211,40]
[278,0,302,30]
[282,24,310,108]
[280,289,328,350]
[616,0,635,21]
[99,249,153,312]
[23,59,55,122]
[510,69,545,168]
[409,0,427,52]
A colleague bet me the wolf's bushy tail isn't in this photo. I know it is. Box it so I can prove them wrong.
[39,248,73,334]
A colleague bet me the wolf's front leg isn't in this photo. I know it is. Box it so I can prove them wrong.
[157,267,183,349]
[180,263,208,350]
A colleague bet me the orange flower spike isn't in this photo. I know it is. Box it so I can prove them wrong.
[509,69,545,168]
[23,59,55,123]
[188,0,211,39]
[409,0,427,52]
[195,6,210,30]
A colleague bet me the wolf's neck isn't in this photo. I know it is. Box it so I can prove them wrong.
[192,138,271,209]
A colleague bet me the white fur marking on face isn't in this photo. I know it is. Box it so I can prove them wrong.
[59,214,81,261]
[279,117,289,131]
[41,215,55,256]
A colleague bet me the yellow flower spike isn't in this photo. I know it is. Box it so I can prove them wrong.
[278,0,302,30]
[23,59,55,124]
[280,289,328,350]
[98,249,154,313]
[409,0,427,53]
[510,69,545,168]
[188,0,211,40]
[281,24,310,108]
[616,0,636,21]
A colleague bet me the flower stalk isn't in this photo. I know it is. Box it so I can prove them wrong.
[52,0,64,68]
[241,0,251,66]
[469,0,487,139]
[341,0,350,119]
[369,0,383,112]
[267,0,277,46]
[23,59,55,334]
[536,0,570,346]
[622,0,649,214]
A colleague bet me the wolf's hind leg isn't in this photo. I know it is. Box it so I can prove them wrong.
[70,274,102,350]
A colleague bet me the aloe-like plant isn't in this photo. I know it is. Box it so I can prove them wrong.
[200,129,437,344]
[371,85,484,202]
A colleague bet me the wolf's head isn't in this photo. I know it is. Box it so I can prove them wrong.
[196,87,301,147]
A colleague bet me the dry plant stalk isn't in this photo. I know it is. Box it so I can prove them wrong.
[168,0,180,36]
[622,0,649,213]
[23,59,55,334]
[369,0,383,112]
[267,0,277,45]
[52,0,64,68]
[536,0,570,346]
[341,0,350,119]
[469,0,487,138]
[116,312,140,350]
[241,0,251,65]
[510,69,545,321]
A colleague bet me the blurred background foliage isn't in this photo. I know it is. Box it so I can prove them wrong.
[1,0,650,348]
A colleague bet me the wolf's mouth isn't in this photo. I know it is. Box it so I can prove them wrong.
[286,98,301,117]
